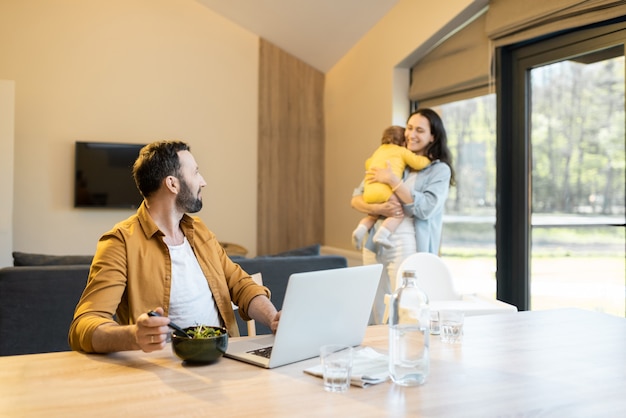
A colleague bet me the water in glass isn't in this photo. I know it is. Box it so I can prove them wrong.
[388,270,430,386]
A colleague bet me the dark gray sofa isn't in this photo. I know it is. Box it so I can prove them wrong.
[233,255,348,336]
[0,264,91,356]
[0,250,347,356]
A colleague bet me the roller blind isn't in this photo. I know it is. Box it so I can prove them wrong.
[410,0,625,107]
[486,0,626,46]
[409,10,492,107]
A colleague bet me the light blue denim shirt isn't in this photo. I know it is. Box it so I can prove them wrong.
[352,160,451,254]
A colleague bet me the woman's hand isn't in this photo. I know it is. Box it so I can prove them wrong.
[351,195,401,218]
[376,201,402,218]
[366,161,399,187]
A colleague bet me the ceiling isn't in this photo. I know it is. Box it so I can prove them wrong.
[195,0,400,73]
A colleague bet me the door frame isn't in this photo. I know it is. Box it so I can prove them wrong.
[495,19,626,310]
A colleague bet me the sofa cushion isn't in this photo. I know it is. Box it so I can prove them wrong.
[0,265,90,355]
[12,252,93,267]
[268,244,321,257]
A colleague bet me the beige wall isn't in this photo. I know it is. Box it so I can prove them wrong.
[0,0,259,264]
[0,0,476,266]
[324,0,474,251]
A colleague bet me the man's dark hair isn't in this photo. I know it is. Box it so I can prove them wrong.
[132,140,190,198]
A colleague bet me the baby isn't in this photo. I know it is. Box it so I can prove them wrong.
[352,125,430,249]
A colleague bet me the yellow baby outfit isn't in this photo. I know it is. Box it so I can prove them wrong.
[363,144,430,203]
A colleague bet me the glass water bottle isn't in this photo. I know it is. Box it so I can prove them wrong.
[388,269,430,386]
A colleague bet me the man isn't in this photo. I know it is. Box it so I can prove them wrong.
[69,140,280,353]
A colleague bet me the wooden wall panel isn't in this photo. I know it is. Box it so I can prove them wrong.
[257,39,325,255]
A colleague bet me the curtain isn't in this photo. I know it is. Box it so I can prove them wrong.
[409,10,491,107]
[409,0,626,106]
[486,0,626,46]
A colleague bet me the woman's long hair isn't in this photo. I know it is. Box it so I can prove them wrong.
[410,108,456,186]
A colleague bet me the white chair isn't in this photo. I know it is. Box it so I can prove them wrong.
[395,252,461,300]
[382,253,517,323]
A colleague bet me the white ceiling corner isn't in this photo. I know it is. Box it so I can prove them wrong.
[195,0,400,73]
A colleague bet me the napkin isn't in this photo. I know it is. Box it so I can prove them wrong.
[303,346,389,388]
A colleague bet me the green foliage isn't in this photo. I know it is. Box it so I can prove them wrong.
[530,57,625,214]
[437,56,625,217]
[187,325,223,339]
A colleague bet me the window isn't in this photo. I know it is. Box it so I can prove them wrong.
[409,6,625,316]
[497,20,625,315]
[435,95,498,299]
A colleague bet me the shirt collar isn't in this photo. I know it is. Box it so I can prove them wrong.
[136,201,196,240]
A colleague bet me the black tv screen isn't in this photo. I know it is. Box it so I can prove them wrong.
[75,141,145,208]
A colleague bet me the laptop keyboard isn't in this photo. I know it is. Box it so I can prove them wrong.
[247,346,273,358]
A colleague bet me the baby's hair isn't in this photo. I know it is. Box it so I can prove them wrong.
[381,125,405,146]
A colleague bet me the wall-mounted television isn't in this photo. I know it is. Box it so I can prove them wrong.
[75,141,145,209]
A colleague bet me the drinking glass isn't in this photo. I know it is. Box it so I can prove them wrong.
[320,344,353,392]
[440,310,464,344]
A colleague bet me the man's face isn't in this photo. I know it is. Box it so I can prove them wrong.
[176,176,203,213]
[175,150,206,213]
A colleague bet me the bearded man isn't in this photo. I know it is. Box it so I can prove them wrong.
[69,140,280,353]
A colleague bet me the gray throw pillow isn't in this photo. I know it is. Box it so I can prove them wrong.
[12,251,93,266]
[269,244,321,257]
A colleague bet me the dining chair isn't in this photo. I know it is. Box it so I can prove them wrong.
[396,252,461,299]
[382,252,517,324]
[382,252,459,323]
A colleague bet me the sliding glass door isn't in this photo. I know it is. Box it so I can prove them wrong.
[497,21,625,315]
[529,49,624,315]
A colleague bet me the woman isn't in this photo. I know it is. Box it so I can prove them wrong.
[351,108,455,324]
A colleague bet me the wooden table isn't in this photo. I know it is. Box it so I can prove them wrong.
[1,309,624,417]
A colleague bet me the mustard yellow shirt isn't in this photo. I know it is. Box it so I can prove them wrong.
[68,202,270,352]
[363,144,430,203]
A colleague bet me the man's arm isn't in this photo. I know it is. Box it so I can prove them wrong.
[90,308,171,353]
[247,295,281,334]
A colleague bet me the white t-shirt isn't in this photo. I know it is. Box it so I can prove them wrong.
[387,171,418,290]
[167,237,220,329]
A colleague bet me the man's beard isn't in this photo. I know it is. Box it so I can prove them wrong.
[176,178,203,213]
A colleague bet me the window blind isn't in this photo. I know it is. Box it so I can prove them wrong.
[486,0,626,46]
[409,10,491,107]
[409,0,626,107]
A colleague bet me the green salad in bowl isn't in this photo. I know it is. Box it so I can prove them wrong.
[171,325,228,364]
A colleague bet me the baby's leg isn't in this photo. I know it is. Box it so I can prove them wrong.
[352,215,378,250]
[359,215,377,230]
[373,214,403,249]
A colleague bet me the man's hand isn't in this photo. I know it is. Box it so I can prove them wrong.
[91,306,170,353]
[270,311,281,334]
[134,307,170,352]
[248,295,280,334]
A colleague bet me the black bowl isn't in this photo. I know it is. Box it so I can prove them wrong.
[171,326,228,364]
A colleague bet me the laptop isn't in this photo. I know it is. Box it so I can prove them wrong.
[224,264,383,369]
